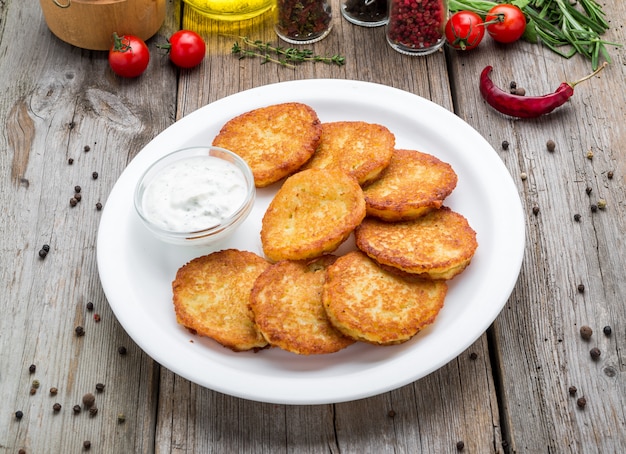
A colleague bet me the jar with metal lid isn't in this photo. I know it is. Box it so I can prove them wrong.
[386,0,448,55]
[341,0,388,27]
[275,0,333,44]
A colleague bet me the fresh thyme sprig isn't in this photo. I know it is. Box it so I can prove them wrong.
[232,36,346,68]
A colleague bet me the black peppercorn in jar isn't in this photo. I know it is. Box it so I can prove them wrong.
[342,0,388,27]
[275,0,333,44]
[386,0,448,55]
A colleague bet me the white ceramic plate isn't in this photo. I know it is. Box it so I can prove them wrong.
[97,79,525,405]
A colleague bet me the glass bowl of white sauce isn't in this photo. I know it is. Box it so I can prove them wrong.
[134,146,255,247]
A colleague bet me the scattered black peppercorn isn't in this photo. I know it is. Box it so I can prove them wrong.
[30,388,36,395]
[75,326,85,337]
[568,385,577,396]
[92,171,98,180]
[532,206,540,215]
[579,325,593,340]
[70,197,78,207]
[86,302,94,311]
[74,193,82,202]
[501,140,509,150]
[39,249,48,259]
[42,244,50,252]
[29,364,36,373]
[590,347,601,360]
[577,284,585,293]
[603,325,612,336]
[95,383,105,393]
[75,185,81,193]
[387,409,396,418]
[607,171,613,179]
[73,405,81,414]
[68,158,74,165]
[469,352,478,360]
[573,213,581,222]
[50,387,58,396]
[456,440,465,451]
[83,440,91,449]
[84,145,91,152]
[53,403,62,412]
[590,204,598,212]
[585,186,592,195]
[15,410,24,420]
[19,449,26,454]
[89,407,98,417]
[118,346,127,355]
[509,81,517,90]
[546,139,556,152]
[82,393,95,408]
[577,396,586,408]
[95,202,103,211]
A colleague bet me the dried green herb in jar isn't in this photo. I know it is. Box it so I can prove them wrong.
[275,0,333,44]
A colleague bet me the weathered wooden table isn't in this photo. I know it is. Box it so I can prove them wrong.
[2,1,625,452]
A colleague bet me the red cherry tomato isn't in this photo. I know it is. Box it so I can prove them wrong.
[485,4,526,44]
[445,11,485,51]
[108,33,150,78]
[162,30,206,69]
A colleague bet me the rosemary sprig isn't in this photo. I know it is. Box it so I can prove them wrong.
[448,0,621,69]
[232,36,346,68]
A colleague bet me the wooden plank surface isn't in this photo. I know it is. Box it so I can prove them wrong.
[0,0,624,453]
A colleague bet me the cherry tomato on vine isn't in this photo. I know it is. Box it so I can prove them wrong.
[108,33,150,78]
[159,30,206,69]
[445,11,485,51]
[485,4,526,44]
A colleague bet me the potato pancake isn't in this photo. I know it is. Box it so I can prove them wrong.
[261,168,366,262]
[363,149,458,221]
[355,207,478,280]
[212,102,321,187]
[301,121,395,185]
[323,251,447,345]
[172,249,271,351]
[250,256,355,355]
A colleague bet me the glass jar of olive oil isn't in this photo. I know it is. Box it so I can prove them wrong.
[183,0,275,21]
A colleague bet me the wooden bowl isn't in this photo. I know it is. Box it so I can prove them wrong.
[40,0,166,51]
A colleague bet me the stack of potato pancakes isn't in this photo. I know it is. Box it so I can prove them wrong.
[172,102,478,355]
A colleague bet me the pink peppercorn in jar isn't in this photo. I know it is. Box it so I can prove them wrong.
[386,0,448,55]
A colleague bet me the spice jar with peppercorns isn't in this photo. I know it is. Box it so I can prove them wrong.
[275,0,333,44]
[386,0,448,55]
[342,0,388,27]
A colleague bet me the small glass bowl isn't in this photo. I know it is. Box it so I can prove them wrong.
[134,146,255,247]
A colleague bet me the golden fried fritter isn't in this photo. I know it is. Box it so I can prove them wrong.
[212,103,322,187]
[322,251,447,345]
[172,249,271,352]
[355,207,478,280]
[300,121,395,185]
[363,149,458,221]
[250,255,355,355]
[261,168,366,262]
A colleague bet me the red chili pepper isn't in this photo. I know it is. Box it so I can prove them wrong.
[479,63,607,119]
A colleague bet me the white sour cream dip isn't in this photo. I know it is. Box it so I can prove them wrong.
[141,155,248,232]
